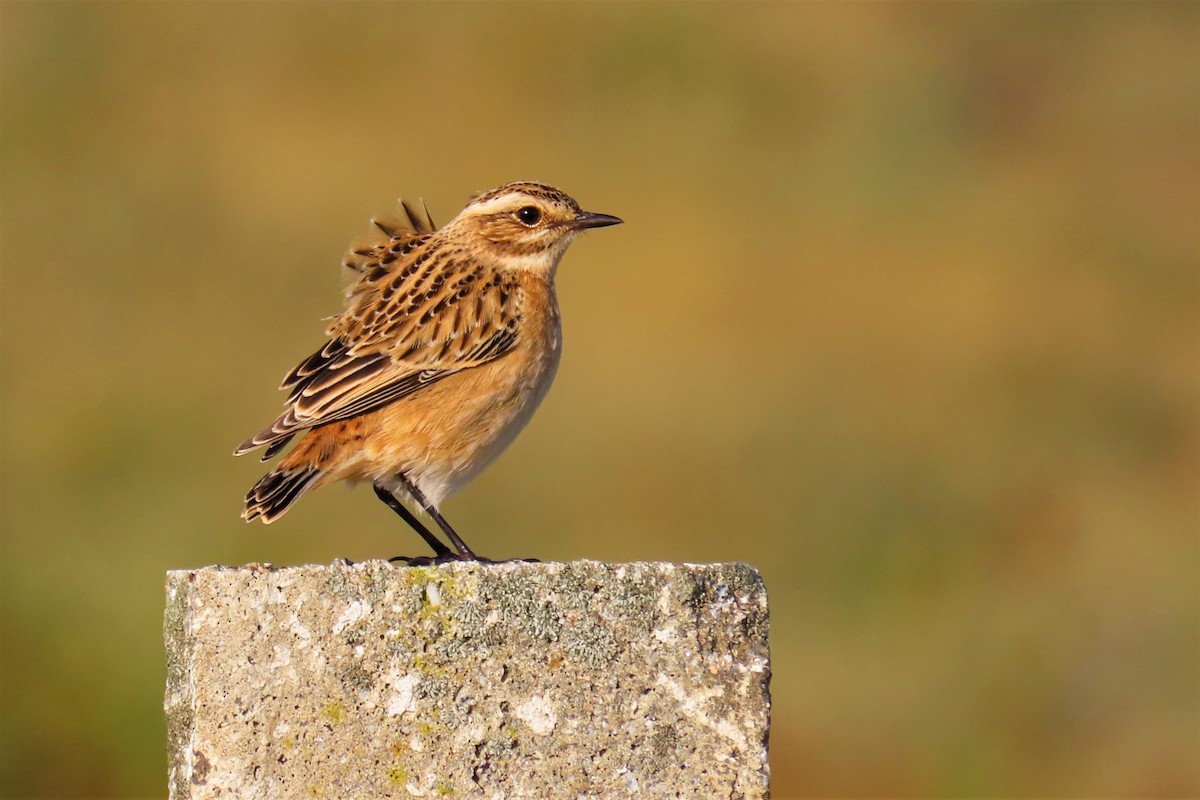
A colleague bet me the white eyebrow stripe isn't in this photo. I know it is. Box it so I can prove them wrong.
[466,194,539,216]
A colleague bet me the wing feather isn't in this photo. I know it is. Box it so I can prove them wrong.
[235,240,521,457]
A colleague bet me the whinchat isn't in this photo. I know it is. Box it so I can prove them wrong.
[235,182,621,562]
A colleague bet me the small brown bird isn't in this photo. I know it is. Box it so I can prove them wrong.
[235,182,621,562]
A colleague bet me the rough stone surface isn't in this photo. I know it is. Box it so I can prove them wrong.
[164,560,771,799]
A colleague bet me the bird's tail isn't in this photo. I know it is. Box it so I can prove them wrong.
[240,421,355,523]
[243,463,322,523]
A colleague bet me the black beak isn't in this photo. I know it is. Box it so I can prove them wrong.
[570,211,623,230]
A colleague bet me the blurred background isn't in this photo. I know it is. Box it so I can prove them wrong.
[2,2,1197,797]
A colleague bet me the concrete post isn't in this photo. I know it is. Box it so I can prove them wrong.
[165,559,770,798]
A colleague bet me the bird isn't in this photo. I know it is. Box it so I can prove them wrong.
[235,181,622,563]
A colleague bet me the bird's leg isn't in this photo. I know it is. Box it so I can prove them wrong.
[392,473,479,561]
[373,483,454,561]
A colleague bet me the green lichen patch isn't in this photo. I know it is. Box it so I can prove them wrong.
[386,765,408,786]
[321,701,347,726]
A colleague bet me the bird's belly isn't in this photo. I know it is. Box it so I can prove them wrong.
[360,341,561,506]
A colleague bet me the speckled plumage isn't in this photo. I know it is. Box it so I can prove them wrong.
[236,182,621,561]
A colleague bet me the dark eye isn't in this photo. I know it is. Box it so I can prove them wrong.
[516,206,542,226]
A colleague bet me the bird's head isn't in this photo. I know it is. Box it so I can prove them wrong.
[445,181,622,276]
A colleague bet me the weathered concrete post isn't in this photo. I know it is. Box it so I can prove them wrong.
[164,560,770,798]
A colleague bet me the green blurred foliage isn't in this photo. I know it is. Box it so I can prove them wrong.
[2,2,1197,797]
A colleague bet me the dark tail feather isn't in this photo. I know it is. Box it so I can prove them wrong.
[260,435,294,461]
[243,465,321,524]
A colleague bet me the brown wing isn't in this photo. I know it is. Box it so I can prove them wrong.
[235,232,521,459]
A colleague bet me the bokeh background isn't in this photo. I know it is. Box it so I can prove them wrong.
[2,2,1197,797]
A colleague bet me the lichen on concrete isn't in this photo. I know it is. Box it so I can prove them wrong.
[164,560,770,799]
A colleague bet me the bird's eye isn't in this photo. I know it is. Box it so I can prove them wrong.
[516,206,542,226]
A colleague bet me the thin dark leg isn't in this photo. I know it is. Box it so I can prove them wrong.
[392,473,478,561]
[372,483,453,559]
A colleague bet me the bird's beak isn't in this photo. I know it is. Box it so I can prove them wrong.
[569,211,623,230]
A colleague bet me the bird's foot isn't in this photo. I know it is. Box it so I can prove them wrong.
[388,554,542,566]
[388,553,460,566]
[471,556,542,565]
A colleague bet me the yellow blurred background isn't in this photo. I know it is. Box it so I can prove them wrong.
[2,2,1196,797]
